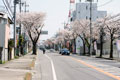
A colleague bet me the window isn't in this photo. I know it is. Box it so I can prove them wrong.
[0,18,4,24]
[0,18,7,24]
[86,16,88,20]
[86,6,88,10]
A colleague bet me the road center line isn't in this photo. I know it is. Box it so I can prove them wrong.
[68,56,120,80]
[45,54,57,80]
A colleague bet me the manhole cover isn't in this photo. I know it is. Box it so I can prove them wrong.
[4,67,9,69]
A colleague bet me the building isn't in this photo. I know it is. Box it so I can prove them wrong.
[70,2,107,55]
[0,12,13,62]
[71,2,107,21]
[0,0,13,62]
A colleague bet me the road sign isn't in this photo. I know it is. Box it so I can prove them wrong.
[41,31,48,35]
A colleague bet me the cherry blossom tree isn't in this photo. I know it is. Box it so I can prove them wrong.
[62,29,73,51]
[104,14,120,58]
[94,17,107,57]
[94,14,120,58]
[55,29,72,50]
[44,39,54,49]
[71,19,90,55]
[17,12,46,55]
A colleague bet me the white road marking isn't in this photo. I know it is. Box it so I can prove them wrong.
[45,54,57,80]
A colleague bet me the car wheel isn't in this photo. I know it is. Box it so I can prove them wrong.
[67,53,70,56]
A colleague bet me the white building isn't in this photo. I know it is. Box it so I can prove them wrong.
[71,2,107,55]
[0,0,13,62]
[72,2,107,21]
[0,12,13,62]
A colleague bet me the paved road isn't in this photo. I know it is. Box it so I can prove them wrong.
[34,50,120,80]
[71,54,120,68]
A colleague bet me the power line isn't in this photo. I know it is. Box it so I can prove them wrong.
[97,0,113,7]
[2,0,13,18]
[5,0,13,13]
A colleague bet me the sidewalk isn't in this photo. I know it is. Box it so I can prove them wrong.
[0,52,36,80]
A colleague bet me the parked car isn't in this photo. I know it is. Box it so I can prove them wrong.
[59,48,70,55]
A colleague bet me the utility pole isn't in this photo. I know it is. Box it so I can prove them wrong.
[13,0,19,56]
[19,0,22,34]
[89,0,92,56]
[24,1,29,55]
[24,1,27,12]
[19,0,22,55]
[24,1,29,13]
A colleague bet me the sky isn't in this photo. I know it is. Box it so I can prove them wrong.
[26,0,120,40]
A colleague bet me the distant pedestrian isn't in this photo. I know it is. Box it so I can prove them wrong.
[43,49,46,54]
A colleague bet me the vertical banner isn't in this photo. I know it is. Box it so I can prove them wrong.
[116,40,120,58]
[70,0,75,3]
[68,10,71,17]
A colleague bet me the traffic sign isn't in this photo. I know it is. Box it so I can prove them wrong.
[41,31,48,35]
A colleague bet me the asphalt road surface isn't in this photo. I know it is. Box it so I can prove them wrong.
[36,50,119,80]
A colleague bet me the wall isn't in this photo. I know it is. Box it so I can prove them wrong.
[0,18,5,47]
[76,36,84,55]
[5,24,10,48]
[0,17,10,62]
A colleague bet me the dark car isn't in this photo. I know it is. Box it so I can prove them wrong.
[59,48,70,55]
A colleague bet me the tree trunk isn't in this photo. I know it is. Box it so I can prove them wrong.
[83,41,86,55]
[70,43,73,52]
[110,34,113,58]
[73,39,76,54]
[20,46,24,55]
[69,42,71,51]
[84,38,90,55]
[82,37,86,55]
[0,47,3,61]
[100,34,103,58]
[32,43,37,55]
[88,45,90,56]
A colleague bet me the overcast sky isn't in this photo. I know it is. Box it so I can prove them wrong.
[27,0,120,40]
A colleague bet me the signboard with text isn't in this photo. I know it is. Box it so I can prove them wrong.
[41,31,48,35]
